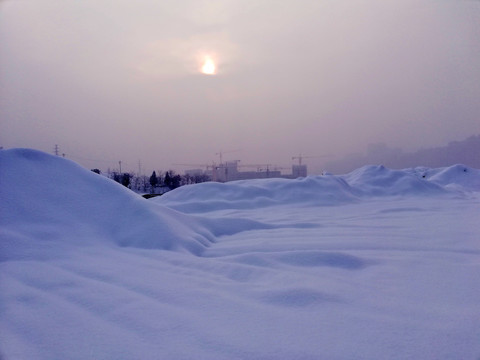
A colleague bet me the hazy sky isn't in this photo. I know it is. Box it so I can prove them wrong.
[1,0,479,174]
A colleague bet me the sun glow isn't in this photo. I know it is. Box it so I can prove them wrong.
[201,57,216,75]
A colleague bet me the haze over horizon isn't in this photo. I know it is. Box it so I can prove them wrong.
[1,0,479,175]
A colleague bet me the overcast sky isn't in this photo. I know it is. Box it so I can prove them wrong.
[1,0,479,174]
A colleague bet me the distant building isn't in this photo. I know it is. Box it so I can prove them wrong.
[235,169,282,180]
[217,162,306,181]
[185,160,309,182]
[292,164,307,178]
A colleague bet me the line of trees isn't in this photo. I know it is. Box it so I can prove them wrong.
[92,168,210,194]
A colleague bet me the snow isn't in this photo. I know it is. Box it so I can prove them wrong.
[1,148,480,359]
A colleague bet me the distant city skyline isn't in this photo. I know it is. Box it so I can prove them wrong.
[1,1,479,176]
[29,133,479,178]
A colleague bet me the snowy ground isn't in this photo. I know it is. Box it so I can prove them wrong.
[1,149,480,359]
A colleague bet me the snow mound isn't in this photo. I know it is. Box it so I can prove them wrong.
[157,175,359,212]
[427,164,480,191]
[156,164,477,213]
[2,149,480,359]
[0,149,212,260]
[341,165,447,196]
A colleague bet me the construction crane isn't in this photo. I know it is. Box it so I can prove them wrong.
[238,163,272,171]
[292,154,331,165]
[215,149,240,165]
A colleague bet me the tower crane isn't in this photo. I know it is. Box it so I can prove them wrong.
[215,149,240,165]
[292,154,332,165]
[238,163,272,171]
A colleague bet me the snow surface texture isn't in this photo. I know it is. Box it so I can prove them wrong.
[1,149,480,359]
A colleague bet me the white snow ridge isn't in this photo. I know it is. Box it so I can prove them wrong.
[1,148,480,359]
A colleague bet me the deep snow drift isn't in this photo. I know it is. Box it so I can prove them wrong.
[1,149,480,359]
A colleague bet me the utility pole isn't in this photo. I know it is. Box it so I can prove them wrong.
[54,144,59,156]
[119,161,122,173]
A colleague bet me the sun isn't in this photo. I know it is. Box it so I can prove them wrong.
[201,57,216,75]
